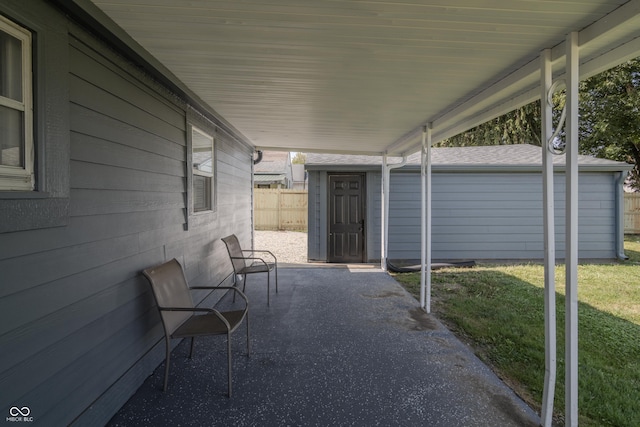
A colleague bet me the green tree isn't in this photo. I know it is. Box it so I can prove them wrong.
[292,152,306,164]
[439,58,640,190]
[439,101,542,147]
[579,59,640,190]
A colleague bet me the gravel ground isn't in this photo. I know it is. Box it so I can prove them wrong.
[254,230,308,264]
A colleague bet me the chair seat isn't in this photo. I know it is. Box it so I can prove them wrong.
[172,310,247,338]
[222,234,278,305]
[239,262,275,275]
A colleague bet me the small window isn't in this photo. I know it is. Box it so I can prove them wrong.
[191,126,214,212]
[0,16,33,191]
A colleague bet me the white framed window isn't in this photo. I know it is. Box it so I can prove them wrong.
[0,15,33,191]
[191,126,214,212]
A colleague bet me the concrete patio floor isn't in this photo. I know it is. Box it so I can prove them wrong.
[107,266,540,426]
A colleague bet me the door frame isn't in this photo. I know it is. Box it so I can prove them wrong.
[326,172,367,263]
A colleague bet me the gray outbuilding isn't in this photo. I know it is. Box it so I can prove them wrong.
[306,144,632,264]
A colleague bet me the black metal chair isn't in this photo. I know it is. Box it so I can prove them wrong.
[142,258,250,397]
[222,234,278,305]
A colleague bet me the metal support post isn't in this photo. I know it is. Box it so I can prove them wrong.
[565,31,580,427]
[381,153,407,270]
[381,154,388,271]
[420,124,433,312]
[540,48,557,427]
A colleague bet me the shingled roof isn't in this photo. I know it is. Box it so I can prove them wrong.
[254,151,291,173]
[306,144,632,172]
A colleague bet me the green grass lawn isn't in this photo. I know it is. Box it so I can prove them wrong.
[393,235,640,427]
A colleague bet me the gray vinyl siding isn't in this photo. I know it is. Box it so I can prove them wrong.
[367,172,382,262]
[307,170,326,261]
[0,5,253,427]
[387,171,617,261]
[307,170,320,260]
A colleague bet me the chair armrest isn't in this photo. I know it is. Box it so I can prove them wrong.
[190,286,249,304]
[241,249,278,263]
[158,306,214,313]
[231,255,271,267]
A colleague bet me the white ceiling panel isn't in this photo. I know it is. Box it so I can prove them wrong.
[85,0,640,155]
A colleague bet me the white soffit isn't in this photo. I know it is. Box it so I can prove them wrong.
[88,0,640,156]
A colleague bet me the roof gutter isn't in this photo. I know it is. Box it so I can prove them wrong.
[381,154,408,271]
[253,150,263,165]
[616,171,629,261]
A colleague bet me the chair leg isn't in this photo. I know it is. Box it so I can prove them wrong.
[246,312,251,357]
[275,264,278,294]
[232,273,238,303]
[189,337,195,358]
[163,337,171,392]
[227,334,232,398]
[267,272,270,306]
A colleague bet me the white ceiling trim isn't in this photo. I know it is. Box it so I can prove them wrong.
[72,0,640,157]
[391,0,640,156]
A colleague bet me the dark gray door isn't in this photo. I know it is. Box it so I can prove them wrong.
[328,174,365,263]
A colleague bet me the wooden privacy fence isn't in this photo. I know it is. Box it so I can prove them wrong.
[254,189,308,231]
[625,193,640,234]
[253,190,638,233]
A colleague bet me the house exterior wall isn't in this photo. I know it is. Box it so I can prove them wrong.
[253,151,294,188]
[285,156,294,189]
[292,163,307,190]
[0,2,253,425]
[308,168,620,262]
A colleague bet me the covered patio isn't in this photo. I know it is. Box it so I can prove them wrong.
[2,1,639,425]
[107,266,539,426]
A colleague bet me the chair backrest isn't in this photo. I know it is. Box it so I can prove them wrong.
[142,259,194,335]
[222,234,247,272]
